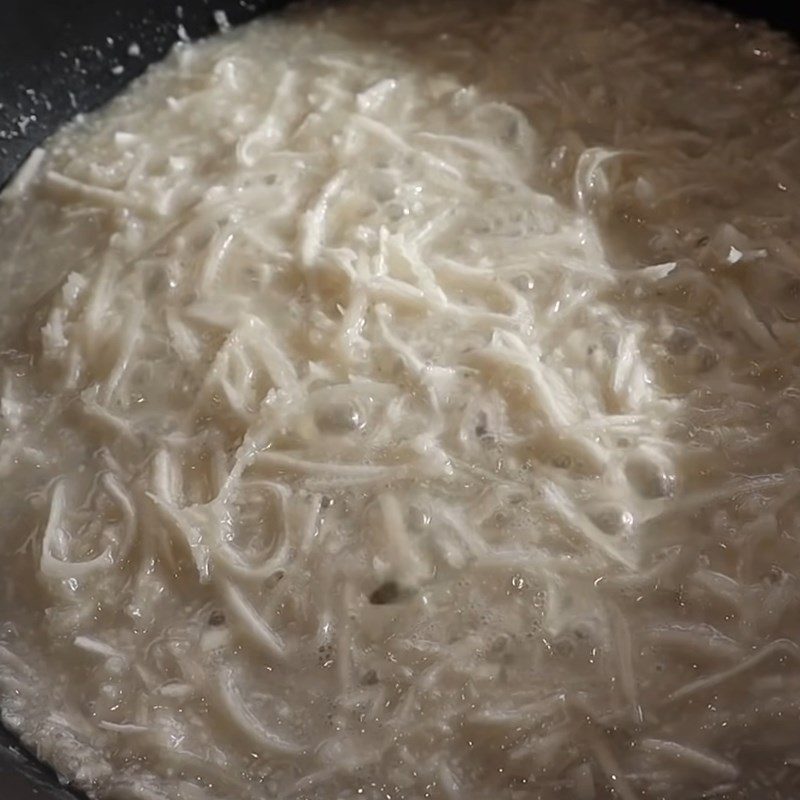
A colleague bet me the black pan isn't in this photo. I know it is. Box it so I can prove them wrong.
[2,0,800,190]
[0,1,798,798]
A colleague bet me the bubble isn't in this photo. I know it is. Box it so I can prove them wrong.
[105,657,125,675]
[590,505,634,536]
[368,580,401,605]
[688,344,718,373]
[385,202,410,221]
[361,669,379,686]
[474,410,491,439]
[764,565,785,585]
[315,401,364,434]
[371,173,396,202]
[511,273,535,291]
[492,510,509,528]
[408,505,431,531]
[625,455,676,498]
[552,453,573,469]
[208,610,226,626]
[665,328,696,355]
[265,569,285,589]
[487,634,512,659]
[317,642,335,668]
[551,636,575,659]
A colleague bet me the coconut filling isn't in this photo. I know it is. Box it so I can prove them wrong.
[1,1,800,799]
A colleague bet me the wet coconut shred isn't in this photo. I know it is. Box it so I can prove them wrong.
[2,1,800,798]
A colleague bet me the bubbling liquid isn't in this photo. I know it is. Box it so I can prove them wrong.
[1,1,800,798]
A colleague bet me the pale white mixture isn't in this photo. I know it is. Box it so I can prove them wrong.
[1,1,800,798]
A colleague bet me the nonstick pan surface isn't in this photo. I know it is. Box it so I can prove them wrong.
[0,1,797,798]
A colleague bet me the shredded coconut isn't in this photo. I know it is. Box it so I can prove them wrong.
[1,1,800,799]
